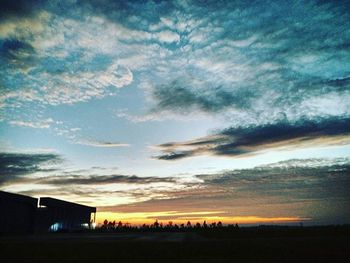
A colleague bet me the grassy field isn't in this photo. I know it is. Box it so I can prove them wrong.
[1,230,349,263]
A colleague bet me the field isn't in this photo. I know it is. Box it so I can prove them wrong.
[1,227,349,263]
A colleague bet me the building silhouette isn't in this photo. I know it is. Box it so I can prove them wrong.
[0,191,38,234]
[36,197,96,232]
[0,191,96,234]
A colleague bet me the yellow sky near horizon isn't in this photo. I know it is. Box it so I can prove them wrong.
[94,211,307,226]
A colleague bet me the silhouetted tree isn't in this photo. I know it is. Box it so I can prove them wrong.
[153,220,160,228]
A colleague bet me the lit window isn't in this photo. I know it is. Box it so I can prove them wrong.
[50,222,62,232]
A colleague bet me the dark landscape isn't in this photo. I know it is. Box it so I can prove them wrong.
[2,226,350,263]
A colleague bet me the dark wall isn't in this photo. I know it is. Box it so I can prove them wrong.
[0,191,95,234]
[36,197,95,232]
[36,207,92,232]
[0,192,38,234]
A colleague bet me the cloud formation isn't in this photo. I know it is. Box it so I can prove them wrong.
[156,117,350,160]
[1,149,349,223]
[1,173,176,187]
[141,0,350,127]
[152,80,254,113]
[0,151,175,187]
[42,174,175,185]
[9,118,54,129]
[0,2,135,123]
[0,152,61,185]
[106,158,350,224]
[75,139,130,148]
[0,150,187,206]
[1,0,349,127]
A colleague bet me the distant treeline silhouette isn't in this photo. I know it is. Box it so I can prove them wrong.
[98,219,239,232]
[93,220,350,238]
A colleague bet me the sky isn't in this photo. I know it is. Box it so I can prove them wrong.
[0,0,350,225]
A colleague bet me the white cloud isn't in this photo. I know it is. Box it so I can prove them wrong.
[75,139,130,148]
[9,118,54,129]
[1,13,138,113]
[155,30,180,43]
[0,11,50,39]
[2,1,350,129]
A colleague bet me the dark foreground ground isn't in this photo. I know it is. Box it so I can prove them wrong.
[1,228,350,263]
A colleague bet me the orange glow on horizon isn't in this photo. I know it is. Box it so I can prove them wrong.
[95,211,307,226]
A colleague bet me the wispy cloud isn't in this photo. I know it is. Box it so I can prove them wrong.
[0,151,62,185]
[1,149,349,223]
[75,139,130,148]
[41,174,176,186]
[141,1,350,127]
[0,150,188,206]
[9,118,54,129]
[1,0,349,128]
[104,158,350,224]
[156,117,350,160]
[1,5,136,122]
[1,151,176,187]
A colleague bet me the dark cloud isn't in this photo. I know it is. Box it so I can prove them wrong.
[105,158,350,224]
[0,39,33,53]
[0,39,36,66]
[76,0,175,28]
[0,0,45,20]
[156,117,350,160]
[0,151,176,187]
[215,116,350,155]
[34,174,176,186]
[197,158,350,196]
[152,80,255,113]
[197,158,350,220]
[324,77,350,89]
[157,152,193,161]
[0,152,61,185]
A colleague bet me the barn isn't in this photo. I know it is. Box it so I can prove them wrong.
[0,191,96,234]
[36,197,96,232]
[0,191,38,234]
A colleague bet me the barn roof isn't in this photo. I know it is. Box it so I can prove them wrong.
[39,197,96,213]
[0,191,38,207]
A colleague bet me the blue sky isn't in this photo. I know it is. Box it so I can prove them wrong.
[1,0,350,224]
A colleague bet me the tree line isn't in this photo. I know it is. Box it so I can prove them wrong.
[98,219,240,232]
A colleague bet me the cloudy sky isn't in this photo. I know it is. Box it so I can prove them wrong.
[1,0,349,225]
